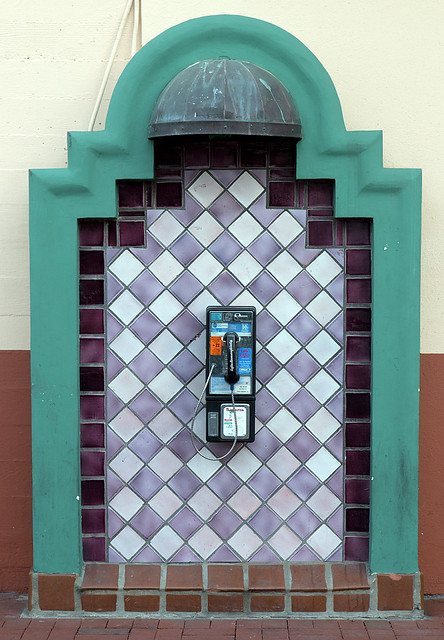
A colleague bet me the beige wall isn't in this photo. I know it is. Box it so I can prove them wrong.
[1,0,442,350]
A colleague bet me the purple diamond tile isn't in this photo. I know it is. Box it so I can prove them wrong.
[327,506,343,538]
[169,232,203,266]
[248,193,281,225]
[256,310,282,344]
[107,391,124,421]
[130,467,163,500]
[107,469,124,500]
[209,169,239,188]
[108,510,124,538]
[107,429,124,461]
[290,545,320,562]
[256,350,280,384]
[185,170,200,187]
[327,352,343,382]
[287,428,320,462]
[169,310,203,345]
[326,430,343,461]
[287,505,321,538]
[344,536,369,562]
[208,272,243,305]
[248,428,281,461]
[288,208,307,226]
[130,310,163,344]
[107,273,123,302]
[208,545,241,562]
[209,191,244,226]
[248,232,282,265]
[168,467,200,500]
[256,388,281,423]
[287,467,320,500]
[209,232,243,265]
[249,466,281,500]
[287,350,320,384]
[107,313,124,342]
[133,546,163,562]
[327,313,343,345]
[288,234,321,266]
[170,271,204,305]
[327,468,343,499]
[287,389,320,422]
[169,350,202,384]
[134,237,163,265]
[107,350,124,382]
[248,505,281,538]
[287,311,321,345]
[249,272,280,305]
[107,248,122,264]
[326,391,343,422]
[130,505,163,537]
[131,270,163,305]
[208,506,242,538]
[207,467,242,500]
[128,428,163,461]
[327,547,343,561]
[130,389,162,422]
[129,349,163,384]
[170,193,203,226]
[107,547,124,563]
[286,271,321,306]
[250,546,281,562]
[170,546,201,563]
[169,507,203,538]
[169,389,198,423]
[169,428,202,462]
[250,169,267,185]
[326,273,344,305]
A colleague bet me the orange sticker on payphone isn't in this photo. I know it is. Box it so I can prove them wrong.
[210,336,222,355]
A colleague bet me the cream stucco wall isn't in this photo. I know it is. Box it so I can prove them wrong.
[1,0,442,350]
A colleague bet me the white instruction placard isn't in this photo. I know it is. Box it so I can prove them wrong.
[222,405,248,438]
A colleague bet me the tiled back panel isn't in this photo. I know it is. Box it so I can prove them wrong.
[79,139,371,564]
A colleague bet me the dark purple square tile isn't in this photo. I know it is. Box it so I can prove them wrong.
[209,191,243,226]
[346,249,371,276]
[169,428,201,462]
[208,545,241,562]
[248,193,281,226]
[170,271,204,305]
[119,221,145,247]
[250,546,281,562]
[287,311,321,345]
[336,219,344,245]
[326,468,343,499]
[131,270,163,305]
[307,208,334,218]
[169,507,203,538]
[287,389,320,422]
[307,220,334,247]
[248,505,281,538]
[107,390,124,421]
[213,141,238,168]
[346,507,369,533]
[289,545,320,562]
[79,280,104,306]
[346,308,371,332]
[346,278,372,303]
[287,467,319,501]
[255,388,280,423]
[130,310,163,343]
[288,234,321,266]
[269,142,296,168]
[81,451,105,477]
[241,141,266,167]
[80,309,104,335]
[168,311,204,345]
[128,428,163,461]
[346,449,370,476]
[80,366,104,392]
[256,310,282,344]
[209,232,243,266]
[169,232,203,266]
[255,350,280,384]
[79,220,104,247]
[345,393,370,420]
[346,220,371,246]
[155,182,182,208]
[207,467,242,501]
[169,389,198,424]
[287,428,320,463]
[169,350,202,384]
[208,506,242,538]
[346,336,371,362]
[108,221,117,246]
[345,423,371,448]
[287,505,321,539]
[269,167,294,179]
[80,395,105,420]
[118,209,144,218]
[130,506,163,537]
[248,428,281,461]
[346,364,371,390]
[326,274,344,305]
[249,467,281,500]
[107,273,123,302]
[307,181,334,207]
[129,349,163,384]
[80,250,104,275]
[286,271,321,306]
[268,181,296,208]
[208,271,243,305]
[130,466,163,500]
[130,389,162,422]
[248,232,282,265]
[168,467,201,500]
[249,271,281,305]
[345,479,370,505]
[80,338,105,364]
[80,423,105,448]
[81,479,104,506]
[326,352,343,383]
[119,181,144,208]
[344,536,369,561]
[82,537,105,562]
[185,142,210,168]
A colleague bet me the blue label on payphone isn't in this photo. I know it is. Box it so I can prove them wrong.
[238,348,252,374]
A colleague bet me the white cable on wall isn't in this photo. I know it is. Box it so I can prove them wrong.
[131,0,140,57]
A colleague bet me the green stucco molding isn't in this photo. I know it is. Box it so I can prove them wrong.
[29,15,421,574]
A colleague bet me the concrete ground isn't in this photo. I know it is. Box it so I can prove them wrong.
[1,593,444,639]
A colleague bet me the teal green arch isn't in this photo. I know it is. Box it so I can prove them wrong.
[30,15,421,575]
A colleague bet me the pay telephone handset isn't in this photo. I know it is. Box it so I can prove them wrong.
[222,331,240,385]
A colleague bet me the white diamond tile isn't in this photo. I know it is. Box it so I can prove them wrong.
[227,524,262,558]
[110,328,144,364]
[228,172,264,207]
[110,525,145,560]
[150,525,184,560]
[227,486,262,519]
[268,211,303,246]
[267,409,302,442]
[150,290,183,324]
[189,211,223,246]
[109,447,144,482]
[267,330,301,364]
[189,525,222,559]
[187,369,205,398]
[148,409,183,443]
[186,333,206,364]
[228,251,262,285]
[268,486,302,519]
[188,486,222,520]
[188,251,223,285]
[187,408,206,443]
[306,370,340,404]
[188,172,224,207]
[306,252,342,287]
[109,290,144,325]
[109,408,144,442]
[305,407,341,443]
[307,524,341,558]
[306,330,341,365]
[267,447,301,481]
[268,525,301,560]
[109,368,144,403]
[267,290,301,324]
[149,486,182,519]
[109,250,144,285]
[228,212,262,245]
[307,485,341,520]
[149,211,184,246]
[187,450,221,482]
[306,447,341,482]
[187,291,220,324]
[149,369,183,403]
[267,251,302,286]
[148,330,182,363]
[149,251,183,286]
[231,289,262,313]
[227,447,261,481]
[306,291,341,325]
[148,448,183,481]
[110,486,143,521]
[267,369,300,403]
